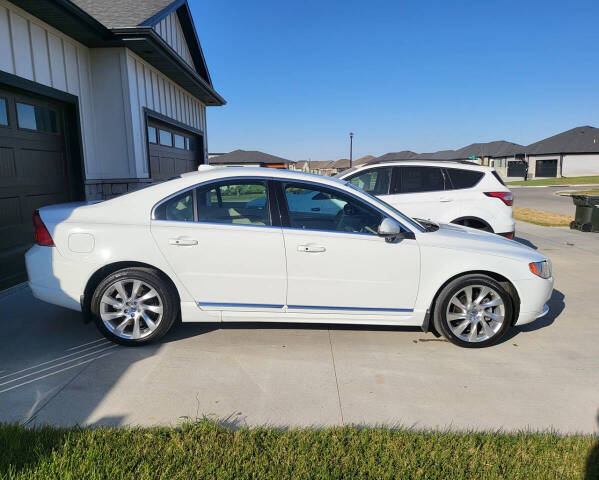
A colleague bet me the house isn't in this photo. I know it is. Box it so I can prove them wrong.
[369,127,599,180]
[292,156,374,176]
[208,150,294,168]
[0,0,224,288]
[493,126,599,180]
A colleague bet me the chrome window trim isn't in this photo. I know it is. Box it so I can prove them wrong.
[151,175,421,234]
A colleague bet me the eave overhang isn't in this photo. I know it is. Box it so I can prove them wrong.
[10,0,226,106]
[113,28,226,106]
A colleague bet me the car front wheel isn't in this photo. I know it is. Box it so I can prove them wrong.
[91,267,177,346]
[433,274,513,348]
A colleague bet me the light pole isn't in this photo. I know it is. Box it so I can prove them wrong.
[349,132,354,168]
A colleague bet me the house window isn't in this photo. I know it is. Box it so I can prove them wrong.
[16,103,58,133]
[147,126,157,144]
[185,137,190,150]
[159,129,172,146]
[174,134,185,149]
[0,98,7,126]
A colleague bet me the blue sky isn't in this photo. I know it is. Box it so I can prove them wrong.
[190,0,599,161]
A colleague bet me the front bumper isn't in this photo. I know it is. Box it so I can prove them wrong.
[513,276,554,326]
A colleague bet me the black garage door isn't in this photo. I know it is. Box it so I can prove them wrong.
[0,86,81,289]
[507,160,527,178]
[147,119,204,181]
[535,159,557,178]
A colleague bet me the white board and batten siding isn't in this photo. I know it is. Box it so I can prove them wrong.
[153,11,195,71]
[0,0,97,176]
[125,50,207,177]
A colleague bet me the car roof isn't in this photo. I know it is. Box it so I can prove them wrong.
[180,166,349,187]
[336,160,492,177]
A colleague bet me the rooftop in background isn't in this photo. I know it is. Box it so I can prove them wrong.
[370,126,598,163]
[374,141,525,163]
[208,149,294,166]
[526,126,599,155]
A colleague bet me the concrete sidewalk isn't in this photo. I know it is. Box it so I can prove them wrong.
[1,222,598,432]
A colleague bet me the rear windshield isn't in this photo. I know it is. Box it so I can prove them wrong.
[491,170,506,186]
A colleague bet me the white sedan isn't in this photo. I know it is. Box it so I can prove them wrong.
[26,166,553,348]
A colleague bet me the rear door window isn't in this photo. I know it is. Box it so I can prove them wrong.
[393,166,445,193]
[346,167,392,195]
[445,168,484,189]
[196,181,271,226]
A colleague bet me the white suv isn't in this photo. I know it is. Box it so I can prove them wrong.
[336,160,515,237]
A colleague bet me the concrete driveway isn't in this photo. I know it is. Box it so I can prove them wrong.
[1,221,598,433]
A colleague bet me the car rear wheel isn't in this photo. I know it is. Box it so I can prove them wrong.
[433,274,513,348]
[451,218,493,232]
[91,268,177,346]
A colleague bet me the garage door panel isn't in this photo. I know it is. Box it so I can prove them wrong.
[22,192,69,218]
[0,147,16,178]
[17,149,65,177]
[147,119,203,182]
[0,86,78,288]
[0,247,29,289]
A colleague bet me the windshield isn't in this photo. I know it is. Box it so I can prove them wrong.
[345,182,425,232]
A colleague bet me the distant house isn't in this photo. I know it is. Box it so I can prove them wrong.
[368,126,599,180]
[208,150,294,168]
[517,126,598,179]
[292,156,374,176]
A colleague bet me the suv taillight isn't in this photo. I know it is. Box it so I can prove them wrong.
[484,191,513,206]
[33,210,54,246]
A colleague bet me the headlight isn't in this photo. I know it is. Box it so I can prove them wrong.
[529,260,552,279]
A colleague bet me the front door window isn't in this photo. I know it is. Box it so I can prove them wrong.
[283,183,382,235]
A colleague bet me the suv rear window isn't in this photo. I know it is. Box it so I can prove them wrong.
[346,167,392,195]
[491,171,506,186]
[445,168,484,189]
[394,166,445,193]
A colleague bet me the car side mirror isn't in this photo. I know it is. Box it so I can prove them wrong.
[377,218,415,242]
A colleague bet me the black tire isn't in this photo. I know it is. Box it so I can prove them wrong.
[433,274,514,348]
[91,267,178,346]
[451,218,493,232]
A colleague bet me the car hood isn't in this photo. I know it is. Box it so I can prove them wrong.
[418,222,547,262]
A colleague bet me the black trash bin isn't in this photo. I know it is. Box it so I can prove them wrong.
[569,195,599,232]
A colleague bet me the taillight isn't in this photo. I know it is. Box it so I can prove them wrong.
[33,210,54,246]
[484,191,513,206]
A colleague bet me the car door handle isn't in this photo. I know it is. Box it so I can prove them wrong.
[439,196,454,202]
[169,237,198,246]
[297,244,326,253]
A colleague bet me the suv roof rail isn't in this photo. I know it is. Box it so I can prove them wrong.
[360,158,482,167]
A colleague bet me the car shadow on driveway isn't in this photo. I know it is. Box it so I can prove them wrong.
[500,288,565,343]
[514,236,538,250]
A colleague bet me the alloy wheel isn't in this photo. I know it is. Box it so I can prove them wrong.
[446,285,505,343]
[100,279,164,340]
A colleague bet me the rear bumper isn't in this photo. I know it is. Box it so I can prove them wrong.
[25,245,95,312]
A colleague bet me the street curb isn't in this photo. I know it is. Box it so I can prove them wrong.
[509,184,599,189]
[0,282,29,302]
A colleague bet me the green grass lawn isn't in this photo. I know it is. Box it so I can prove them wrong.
[1,421,597,479]
[507,175,599,186]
